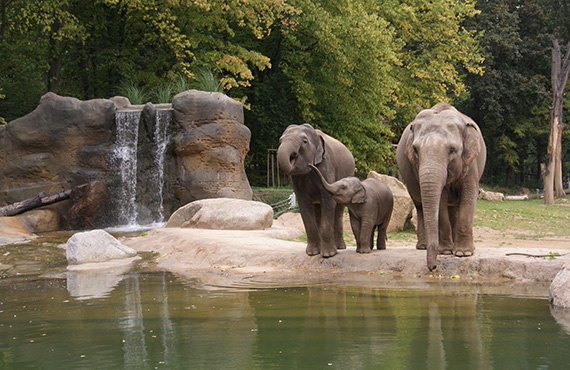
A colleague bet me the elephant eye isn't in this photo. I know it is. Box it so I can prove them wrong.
[302,138,308,144]
[449,147,456,154]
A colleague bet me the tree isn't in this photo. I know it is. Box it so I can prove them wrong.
[544,38,570,204]
[458,0,554,188]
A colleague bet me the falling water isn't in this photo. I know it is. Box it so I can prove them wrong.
[150,109,171,223]
[114,110,140,227]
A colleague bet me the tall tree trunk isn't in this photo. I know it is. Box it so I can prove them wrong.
[545,39,570,205]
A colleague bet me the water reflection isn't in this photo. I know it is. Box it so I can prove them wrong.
[0,273,569,369]
[66,264,131,300]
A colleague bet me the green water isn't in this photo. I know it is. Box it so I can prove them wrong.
[0,272,569,369]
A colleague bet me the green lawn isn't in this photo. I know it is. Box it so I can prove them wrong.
[474,198,570,238]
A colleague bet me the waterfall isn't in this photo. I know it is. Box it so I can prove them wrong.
[151,109,171,223]
[112,107,172,229]
[114,110,140,227]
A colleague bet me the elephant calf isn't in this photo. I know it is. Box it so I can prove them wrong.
[310,164,394,253]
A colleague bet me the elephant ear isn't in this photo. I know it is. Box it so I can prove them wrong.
[314,134,326,165]
[352,184,367,204]
[404,125,418,165]
[462,119,481,170]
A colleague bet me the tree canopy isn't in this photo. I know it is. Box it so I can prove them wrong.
[0,0,568,188]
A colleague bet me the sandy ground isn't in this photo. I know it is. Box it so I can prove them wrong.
[121,213,570,286]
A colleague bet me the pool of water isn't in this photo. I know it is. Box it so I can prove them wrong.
[1,271,569,369]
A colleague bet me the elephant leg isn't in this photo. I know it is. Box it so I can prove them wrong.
[356,220,374,253]
[453,183,478,257]
[350,212,361,251]
[319,197,338,257]
[377,223,387,250]
[334,204,347,250]
[295,189,321,256]
[415,203,427,250]
[438,190,454,255]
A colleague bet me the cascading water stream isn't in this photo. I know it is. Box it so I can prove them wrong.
[112,108,172,230]
[114,110,140,227]
[151,109,171,223]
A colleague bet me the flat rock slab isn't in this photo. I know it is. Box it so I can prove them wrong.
[123,226,570,283]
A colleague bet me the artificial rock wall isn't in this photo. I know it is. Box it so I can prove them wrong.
[0,90,253,229]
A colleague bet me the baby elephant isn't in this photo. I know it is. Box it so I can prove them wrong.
[309,164,393,253]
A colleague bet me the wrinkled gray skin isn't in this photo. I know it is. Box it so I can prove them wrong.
[396,103,486,271]
[277,124,355,257]
[310,165,394,253]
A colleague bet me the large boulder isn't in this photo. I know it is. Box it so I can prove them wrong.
[166,198,273,230]
[172,90,253,203]
[65,229,137,265]
[367,172,414,232]
[550,262,570,308]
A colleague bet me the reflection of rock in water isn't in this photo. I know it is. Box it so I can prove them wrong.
[550,305,570,335]
[66,264,131,299]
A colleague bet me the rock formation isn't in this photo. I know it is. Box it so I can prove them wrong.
[0,90,254,230]
[65,229,137,265]
[172,90,253,203]
[550,262,570,308]
[166,198,273,230]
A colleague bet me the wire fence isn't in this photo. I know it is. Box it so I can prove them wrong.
[270,192,297,218]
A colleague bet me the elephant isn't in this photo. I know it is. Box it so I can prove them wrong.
[396,102,486,271]
[309,164,394,253]
[277,124,355,257]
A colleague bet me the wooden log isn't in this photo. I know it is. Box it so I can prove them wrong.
[0,189,72,217]
[504,195,529,201]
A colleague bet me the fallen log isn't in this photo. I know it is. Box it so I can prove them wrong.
[0,189,72,217]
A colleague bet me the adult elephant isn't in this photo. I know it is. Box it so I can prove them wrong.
[277,124,355,257]
[396,103,486,271]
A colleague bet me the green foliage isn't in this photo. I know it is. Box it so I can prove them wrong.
[193,68,223,93]
[457,0,558,188]
[0,0,566,192]
[117,82,149,105]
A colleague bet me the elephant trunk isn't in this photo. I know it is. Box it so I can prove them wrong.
[310,164,335,194]
[418,164,446,271]
[277,141,297,175]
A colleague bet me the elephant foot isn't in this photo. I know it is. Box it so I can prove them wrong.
[356,247,372,254]
[439,248,453,255]
[321,248,337,258]
[416,243,427,250]
[377,245,386,250]
[337,241,347,250]
[305,243,320,256]
[454,250,474,257]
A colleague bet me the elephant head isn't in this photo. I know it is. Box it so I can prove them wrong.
[401,102,484,270]
[309,164,365,205]
[277,124,325,175]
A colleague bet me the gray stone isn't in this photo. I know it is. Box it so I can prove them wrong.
[550,262,570,308]
[367,172,414,232]
[65,229,137,265]
[172,90,253,204]
[166,198,273,230]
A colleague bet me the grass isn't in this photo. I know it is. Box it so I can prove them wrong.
[474,198,570,239]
